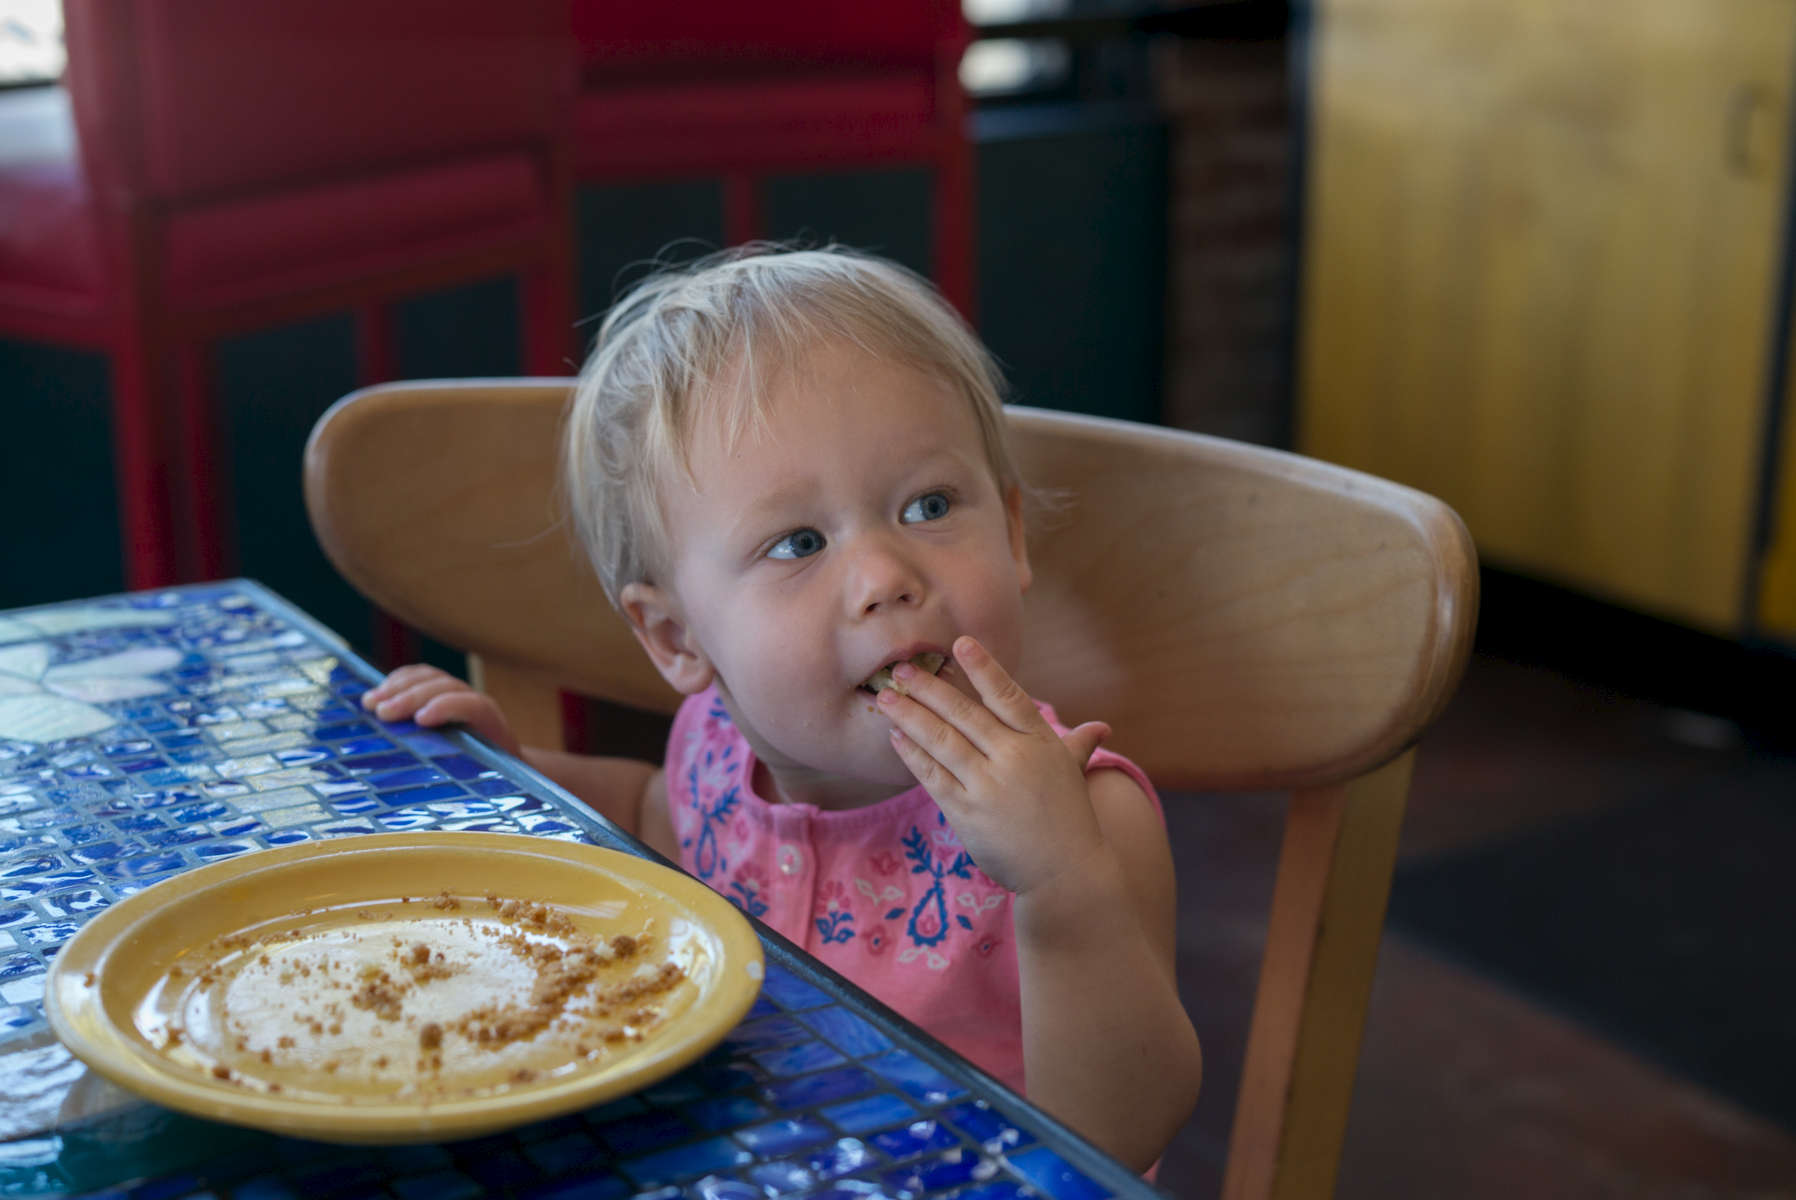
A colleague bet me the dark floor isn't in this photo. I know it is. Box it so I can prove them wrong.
[1154,575,1796,1198]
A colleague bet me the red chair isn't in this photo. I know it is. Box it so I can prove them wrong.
[0,0,576,590]
[569,0,976,316]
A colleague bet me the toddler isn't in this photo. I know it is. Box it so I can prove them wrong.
[363,246,1201,1169]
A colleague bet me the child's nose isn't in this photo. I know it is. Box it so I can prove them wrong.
[848,537,925,615]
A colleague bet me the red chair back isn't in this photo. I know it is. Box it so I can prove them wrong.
[61,0,571,202]
[571,0,963,77]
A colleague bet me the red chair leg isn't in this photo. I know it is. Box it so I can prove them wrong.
[722,172,763,247]
[355,301,398,385]
[108,335,181,591]
[933,136,977,321]
[521,259,575,376]
[174,340,233,581]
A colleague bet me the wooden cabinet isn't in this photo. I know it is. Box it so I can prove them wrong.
[1296,0,1796,637]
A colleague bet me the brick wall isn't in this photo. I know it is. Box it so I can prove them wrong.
[1154,34,1295,447]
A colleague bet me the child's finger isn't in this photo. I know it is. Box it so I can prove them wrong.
[1059,721,1111,769]
[370,675,465,720]
[878,689,980,787]
[949,635,1052,735]
[361,664,443,707]
[887,724,968,799]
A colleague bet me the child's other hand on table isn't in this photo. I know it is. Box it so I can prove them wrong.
[877,634,1113,898]
[361,664,522,758]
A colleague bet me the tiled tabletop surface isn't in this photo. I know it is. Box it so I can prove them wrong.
[0,582,1154,1200]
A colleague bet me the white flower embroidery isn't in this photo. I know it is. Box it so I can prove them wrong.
[0,640,182,743]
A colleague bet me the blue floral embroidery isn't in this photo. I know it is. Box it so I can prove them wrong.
[683,743,740,881]
[815,908,855,944]
[729,878,769,919]
[900,821,973,948]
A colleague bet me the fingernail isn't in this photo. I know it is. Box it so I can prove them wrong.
[877,687,899,706]
[892,661,916,680]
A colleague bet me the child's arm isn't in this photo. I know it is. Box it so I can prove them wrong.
[361,665,668,849]
[877,637,1202,1171]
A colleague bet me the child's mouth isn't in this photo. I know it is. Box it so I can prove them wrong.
[859,651,946,696]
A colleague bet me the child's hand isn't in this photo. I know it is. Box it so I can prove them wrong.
[877,635,1111,897]
[360,664,522,757]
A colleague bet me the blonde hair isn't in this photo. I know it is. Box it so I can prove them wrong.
[562,244,1023,605]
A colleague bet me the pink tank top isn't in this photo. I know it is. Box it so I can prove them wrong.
[664,685,1162,1094]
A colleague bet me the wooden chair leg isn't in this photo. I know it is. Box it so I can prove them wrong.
[1223,751,1415,1200]
[469,653,569,752]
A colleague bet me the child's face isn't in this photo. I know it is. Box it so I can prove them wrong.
[628,337,1031,807]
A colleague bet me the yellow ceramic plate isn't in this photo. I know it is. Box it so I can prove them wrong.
[46,832,763,1143]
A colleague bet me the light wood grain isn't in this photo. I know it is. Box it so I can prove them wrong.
[1299,0,1794,635]
[304,378,1479,1200]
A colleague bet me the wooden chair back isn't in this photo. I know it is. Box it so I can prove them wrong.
[305,379,1479,1200]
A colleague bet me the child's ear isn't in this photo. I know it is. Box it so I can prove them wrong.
[618,582,714,696]
[1005,485,1033,593]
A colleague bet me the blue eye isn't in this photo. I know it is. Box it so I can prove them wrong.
[901,491,952,523]
[768,528,826,560]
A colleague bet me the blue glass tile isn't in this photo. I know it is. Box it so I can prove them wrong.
[754,1040,846,1077]
[379,783,467,805]
[145,827,210,849]
[211,817,260,838]
[1,854,58,879]
[62,822,109,844]
[224,1177,300,1200]
[882,1148,985,1193]
[798,1006,894,1058]
[683,1094,767,1133]
[522,1129,602,1178]
[271,748,331,767]
[759,968,833,1013]
[317,820,380,838]
[621,1136,753,1188]
[430,754,489,780]
[941,1100,1035,1154]
[137,768,192,787]
[119,757,170,774]
[1005,1147,1109,1200]
[517,814,577,836]
[952,1182,1029,1200]
[160,731,202,748]
[328,796,382,816]
[796,1137,879,1181]
[733,1116,834,1155]
[332,737,396,758]
[71,840,144,865]
[113,813,165,833]
[378,811,441,831]
[0,1004,39,1032]
[864,1050,966,1104]
[394,729,457,755]
[690,1177,763,1200]
[366,767,444,790]
[763,1065,877,1109]
[744,1159,817,1195]
[0,962,40,991]
[389,1169,484,1200]
[262,830,313,846]
[513,1178,632,1200]
[311,779,372,797]
[339,753,415,774]
[106,853,188,878]
[452,1147,540,1191]
[192,841,257,862]
[722,1014,812,1051]
[470,777,518,797]
[23,921,79,948]
[809,1182,904,1200]
[312,722,370,742]
[868,1119,961,1162]
[0,906,32,929]
[592,1110,693,1156]
[170,802,230,825]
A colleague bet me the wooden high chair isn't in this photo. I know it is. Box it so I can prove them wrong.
[304,379,1479,1200]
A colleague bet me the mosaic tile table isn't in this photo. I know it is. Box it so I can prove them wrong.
[0,582,1159,1200]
